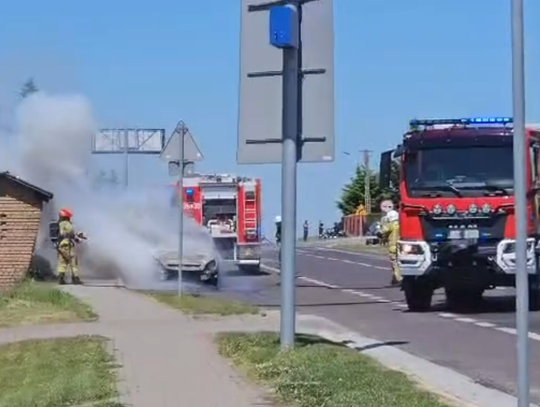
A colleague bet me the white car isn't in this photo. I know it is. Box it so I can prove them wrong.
[153,250,219,285]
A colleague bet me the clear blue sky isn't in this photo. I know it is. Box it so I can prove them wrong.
[2,0,540,235]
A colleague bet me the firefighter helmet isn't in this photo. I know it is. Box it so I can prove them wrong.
[386,210,399,223]
[59,208,73,219]
[275,215,281,223]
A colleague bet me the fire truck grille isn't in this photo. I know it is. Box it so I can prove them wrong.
[420,213,507,243]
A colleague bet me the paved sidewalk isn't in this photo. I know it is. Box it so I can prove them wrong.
[0,285,533,407]
[0,286,273,407]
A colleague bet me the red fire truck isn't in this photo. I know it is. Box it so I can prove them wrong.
[174,173,262,273]
[379,117,540,312]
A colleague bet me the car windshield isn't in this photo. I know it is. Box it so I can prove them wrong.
[404,146,514,197]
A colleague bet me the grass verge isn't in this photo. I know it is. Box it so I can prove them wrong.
[0,281,96,327]
[0,335,120,407]
[149,292,260,316]
[217,332,455,407]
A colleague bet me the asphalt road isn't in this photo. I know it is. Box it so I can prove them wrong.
[251,245,540,403]
[84,243,540,402]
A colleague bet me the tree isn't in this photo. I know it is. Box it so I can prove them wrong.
[93,169,119,188]
[337,159,401,216]
[20,78,39,98]
[337,165,384,215]
[108,169,119,185]
[94,170,108,187]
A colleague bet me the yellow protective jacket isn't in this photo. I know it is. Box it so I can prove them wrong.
[58,220,76,247]
[382,221,399,254]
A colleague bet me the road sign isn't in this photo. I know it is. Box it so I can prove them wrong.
[161,121,205,297]
[237,0,335,164]
[92,128,166,187]
[93,128,165,154]
[237,0,334,350]
[160,124,203,163]
[168,161,195,176]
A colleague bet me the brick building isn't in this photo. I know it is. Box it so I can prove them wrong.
[0,172,53,289]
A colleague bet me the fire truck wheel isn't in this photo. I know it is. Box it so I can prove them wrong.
[238,265,261,275]
[402,277,433,312]
[529,286,540,312]
[445,287,483,311]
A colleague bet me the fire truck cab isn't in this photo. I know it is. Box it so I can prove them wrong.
[379,117,540,312]
[177,173,262,272]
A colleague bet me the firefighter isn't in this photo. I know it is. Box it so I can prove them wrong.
[303,220,309,241]
[57,208,82,285]
[381,209,402,286]
[379,212,389,246]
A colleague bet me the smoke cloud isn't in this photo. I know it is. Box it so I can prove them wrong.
[1,91,215,289]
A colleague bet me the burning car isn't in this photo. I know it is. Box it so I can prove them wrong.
[153,250,219,285]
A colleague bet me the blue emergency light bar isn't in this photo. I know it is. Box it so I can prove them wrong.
[186,189,194,195]
[409,117,513,128]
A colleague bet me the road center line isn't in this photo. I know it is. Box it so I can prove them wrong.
[261,263,540,342]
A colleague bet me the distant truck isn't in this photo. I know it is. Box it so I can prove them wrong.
[379,117,540,312]
[172,173,262,274]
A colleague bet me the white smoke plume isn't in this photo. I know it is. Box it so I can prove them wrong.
[1,91,215,289]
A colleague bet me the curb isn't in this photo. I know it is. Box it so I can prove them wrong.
[260,264,538,407]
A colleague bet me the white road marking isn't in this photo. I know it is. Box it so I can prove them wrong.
[298,249,390,270]
[438,313,459,318]
[454,317,477,323]
[261,262,540,342]
[496,327,518,335]
[474,321,497,328]
[297,276,340,289]
[314,246,386,260]
[261,264,280,274]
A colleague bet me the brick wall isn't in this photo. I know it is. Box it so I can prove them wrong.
[0,180,44,289]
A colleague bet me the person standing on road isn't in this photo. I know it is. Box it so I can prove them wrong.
[275,216,282,244]
[56,208,83,285]
[303,220,309,241]
[318,220,324,238]
[380,209,402,286]
[275,215,282,263]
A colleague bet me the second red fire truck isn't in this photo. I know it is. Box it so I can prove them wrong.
[173,173,263,274]
[379,117,540,311]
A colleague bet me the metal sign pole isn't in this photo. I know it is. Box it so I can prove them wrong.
[123,129,129,187]
[239,0,334,349]
[177,125,185,296]
[511,0,530,405]
[279,4,300,349]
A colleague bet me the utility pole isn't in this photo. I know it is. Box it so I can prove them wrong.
[361,149,372,214]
